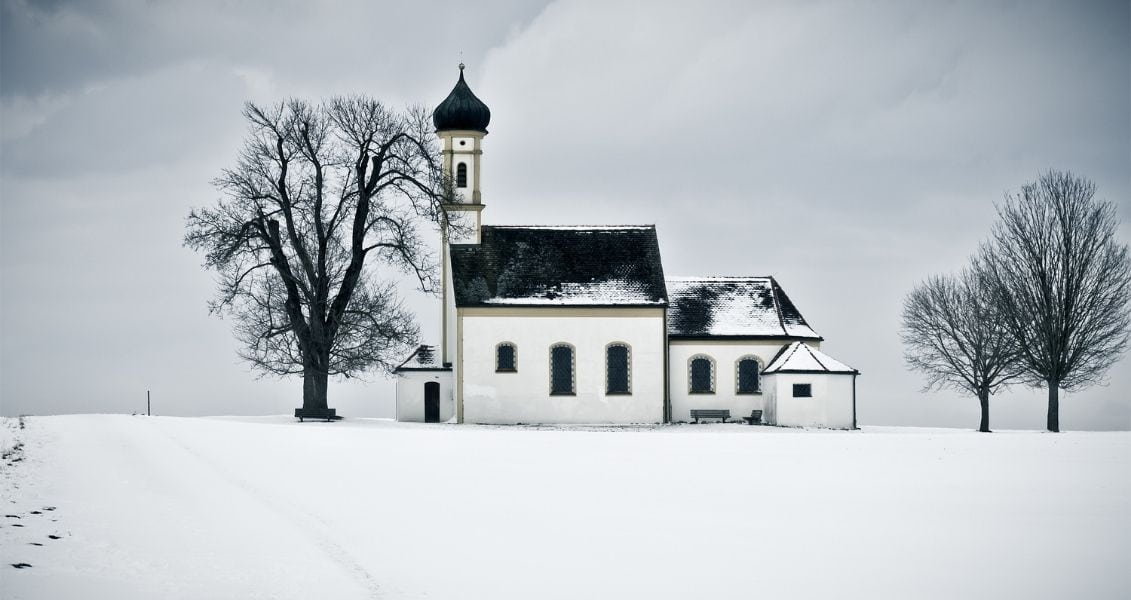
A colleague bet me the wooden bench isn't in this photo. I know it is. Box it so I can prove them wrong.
[691,409,731,423]
[742,410,764,425]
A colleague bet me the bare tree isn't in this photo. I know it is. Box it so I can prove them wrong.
[185,97,455,419]
[979,170,1131,432]
[902,267,1027,432]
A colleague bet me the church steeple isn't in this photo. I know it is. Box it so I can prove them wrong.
[433,63,491,134]
[436,64,491,375]
[434,63,489,236]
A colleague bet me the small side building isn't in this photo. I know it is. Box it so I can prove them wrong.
[665,277,825,423]
[393,345,454,423]
[762,341,859,429]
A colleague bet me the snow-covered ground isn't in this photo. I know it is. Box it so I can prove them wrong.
[1,415,1128,599]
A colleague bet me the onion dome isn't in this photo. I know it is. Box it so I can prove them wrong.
[433,63,491,133]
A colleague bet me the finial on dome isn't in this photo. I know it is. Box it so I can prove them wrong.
[433,61,491,133]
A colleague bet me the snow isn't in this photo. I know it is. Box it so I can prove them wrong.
[481,279,666,305]
[667,277,822,339]
[2,415,1128,599]
[764,341,858,373]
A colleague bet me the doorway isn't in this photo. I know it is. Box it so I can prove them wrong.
[424,381,440,423]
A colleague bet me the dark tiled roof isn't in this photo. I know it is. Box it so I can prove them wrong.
[666,277,821,339]
[450,226,668,307]
[394,344,449,372]
[433,66,491,133]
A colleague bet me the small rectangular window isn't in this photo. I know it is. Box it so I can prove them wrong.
[793,383,812,398]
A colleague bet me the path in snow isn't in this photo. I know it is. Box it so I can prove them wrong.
[2,415,1129,599]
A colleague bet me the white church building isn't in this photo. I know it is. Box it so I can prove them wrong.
[395,66,859,428]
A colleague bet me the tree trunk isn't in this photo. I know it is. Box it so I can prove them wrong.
[302,360,329,413]
[978,387,991,433]
[1047,380,1060,432]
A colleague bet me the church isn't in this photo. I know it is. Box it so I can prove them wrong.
[394,66,859,428]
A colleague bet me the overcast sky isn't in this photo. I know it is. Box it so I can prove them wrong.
[2,0,1128,430]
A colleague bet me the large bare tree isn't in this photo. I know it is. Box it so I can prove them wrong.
[979,170,1131,432]
[902,267,1027,432]
[185,98,453,419]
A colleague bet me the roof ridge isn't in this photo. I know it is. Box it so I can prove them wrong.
[768,341,802,372]
[805,343,831,371]
[769,276,790,336]
[666,275,773,281]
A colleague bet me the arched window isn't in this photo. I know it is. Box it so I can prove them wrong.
[689,355,715,394]
[606,343,631,394]
[736,357,761,394]
[496,342,517,372]
[550,343,575,395]
[456,162,468,188]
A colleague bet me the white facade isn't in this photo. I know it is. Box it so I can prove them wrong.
[395,370,455,423]
[457,307,666,424]
[667,340,817,423]
[763,372,857,429]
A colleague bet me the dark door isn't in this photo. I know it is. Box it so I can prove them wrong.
[424,382,440,423]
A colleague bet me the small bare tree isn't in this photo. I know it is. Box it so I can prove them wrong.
[979,170,1131,432]
[902,267,1027,432]
[185,98,454,419]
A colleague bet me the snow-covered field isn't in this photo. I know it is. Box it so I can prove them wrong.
[1,415,1128,599]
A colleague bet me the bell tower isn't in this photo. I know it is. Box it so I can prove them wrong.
[434,63,491,373]
[434,62,490,245]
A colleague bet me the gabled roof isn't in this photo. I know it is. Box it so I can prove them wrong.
[394,344,450,372]
[763,341,858,374]
[449,225,668,307]
[666,276,821,339]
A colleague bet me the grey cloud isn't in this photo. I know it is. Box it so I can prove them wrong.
[1,0,1127,430]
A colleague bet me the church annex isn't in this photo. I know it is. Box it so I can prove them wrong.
[394,66,859,428]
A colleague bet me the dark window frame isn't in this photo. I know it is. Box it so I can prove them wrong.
[456,162,468,188]
[689,355,715,394]
[496,342,517,373]
[736,357,762,394]
[605,342,632,395]
[793,383,813,398]
[549,343,576,396]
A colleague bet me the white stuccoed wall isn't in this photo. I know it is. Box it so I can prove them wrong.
[459,308,666,424]
[395,370,455,422]
[763,372,856,429]
[667,340,799,422]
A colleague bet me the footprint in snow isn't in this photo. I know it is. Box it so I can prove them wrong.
[28,543,43,546]
[5,515,20,519]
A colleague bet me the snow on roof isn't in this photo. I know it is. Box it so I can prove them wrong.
[763,341,858,374]
[450,225,667,307]
[394,344,449,371]
[666,277,821,339]
[488,224,656,231]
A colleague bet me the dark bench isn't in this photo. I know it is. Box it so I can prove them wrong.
[742,410,764,425]
[294,408,340,422]
[691,409,731,423]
